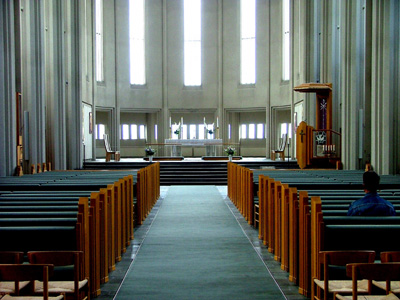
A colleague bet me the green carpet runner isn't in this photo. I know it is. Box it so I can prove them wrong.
[115,186,286,299]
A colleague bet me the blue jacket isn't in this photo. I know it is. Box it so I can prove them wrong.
[347,192,396,216]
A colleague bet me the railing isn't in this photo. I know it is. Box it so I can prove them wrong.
[145,142,241,157]
[312,129,341,160]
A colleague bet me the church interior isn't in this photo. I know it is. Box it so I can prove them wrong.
[1,0,400,299]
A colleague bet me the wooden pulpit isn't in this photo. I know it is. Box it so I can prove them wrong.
[294,83,341,169]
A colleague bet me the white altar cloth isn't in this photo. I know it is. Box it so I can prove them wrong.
[165,139,222,146]
[164,139,223,156]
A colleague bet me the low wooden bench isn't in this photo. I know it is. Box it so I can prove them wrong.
[228,164,400,299]
[306,196,400,298]
[0,165,160,299]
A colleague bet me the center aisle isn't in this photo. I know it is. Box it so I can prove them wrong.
[115,186,286,300]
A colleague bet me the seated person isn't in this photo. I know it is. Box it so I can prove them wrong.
[347,171,396,216]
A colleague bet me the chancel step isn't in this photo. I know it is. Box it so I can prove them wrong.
[83,159,299,185]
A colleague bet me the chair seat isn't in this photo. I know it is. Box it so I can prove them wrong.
[34,279,88,293]
[373,281,400,294]
[0,282,30,294]
[314,279,369,293]
[336,293,400,300]
[2,295,64,300]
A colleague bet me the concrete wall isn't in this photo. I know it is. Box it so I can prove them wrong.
[92,0,303,158]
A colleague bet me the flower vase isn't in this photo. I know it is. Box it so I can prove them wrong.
[149,155,153,163]
[229,155,232,162]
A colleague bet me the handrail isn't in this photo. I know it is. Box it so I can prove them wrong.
[311,128,341,136]
[145,142,241,146]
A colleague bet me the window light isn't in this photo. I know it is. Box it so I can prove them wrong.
[95,0,104,82]
[130,125,138,139]
[282,0,290,81]
[122,124,130,140]
[257,123,264,139]
[241,124,247,139]
[249,124,256,139]
[139,125,145,139]
[129,0,146,85]
[184,0,201,86]
[240,0,256,84]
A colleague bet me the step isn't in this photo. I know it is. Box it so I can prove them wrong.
[83,159,299,186]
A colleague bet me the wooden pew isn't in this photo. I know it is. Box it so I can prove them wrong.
[0,165,156,298]
[227,166,400,299]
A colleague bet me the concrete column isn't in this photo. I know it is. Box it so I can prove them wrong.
[370,0,399,174]
[0,0,17,176]
[20,0,46,169]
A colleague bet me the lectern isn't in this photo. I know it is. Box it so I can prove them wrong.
[294,83,341,169]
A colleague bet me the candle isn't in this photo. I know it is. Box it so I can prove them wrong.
[217,117,219,127]
[181,117,183,126]
[204,117,206,124]
[169,117,171,128]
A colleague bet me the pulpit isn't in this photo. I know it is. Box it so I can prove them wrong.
[294,83,341,169]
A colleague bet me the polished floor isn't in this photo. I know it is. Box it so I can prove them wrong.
[96,186,307,300]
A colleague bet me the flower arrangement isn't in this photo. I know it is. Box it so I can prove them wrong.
[145,147,156,156]
[174,129,180,135]
[208,129,214,135]
[224,146,235,156]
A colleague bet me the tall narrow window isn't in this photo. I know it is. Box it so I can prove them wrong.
[182,125,188,139]
[96,124,105,139]
[121,124,130,140]
[282,0,290,81]
[257,123,264,139]
[184,0,201,86]
[95,0,104,82]
[130,124,138,139]
[249,124,256,139]
[172,124,180,139]
[198,124,205,139]
[139,125,145,139]
[280,123,291,138]
[241,124,247,139]
[129,0,146,85]
[240,0,256,85]
[190,124,197,139]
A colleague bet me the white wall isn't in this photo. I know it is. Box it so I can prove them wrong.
[93,0,300,158]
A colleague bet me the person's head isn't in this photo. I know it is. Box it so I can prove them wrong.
[363,171,380,193]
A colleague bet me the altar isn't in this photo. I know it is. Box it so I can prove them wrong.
[165,139,223,157]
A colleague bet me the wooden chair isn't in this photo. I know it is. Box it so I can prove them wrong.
[312,250,376,300]
[0,264,64,300]
[336,263,400,300]
[103,134,120,162]
[373,252,400,295]
[271,133,288,161]
[0,252,24,264]
[28,251,89,300]
[0,252,27,296]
